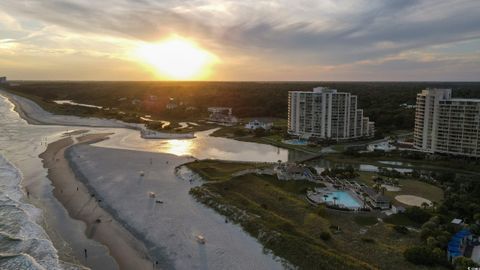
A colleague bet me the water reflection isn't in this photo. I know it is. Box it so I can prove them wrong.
[95,129,301,162]
[162,139,194,156]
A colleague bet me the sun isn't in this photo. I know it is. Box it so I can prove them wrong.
[134,37,215,80]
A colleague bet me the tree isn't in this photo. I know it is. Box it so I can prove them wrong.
[253,127,266,137]
[404,245,442,266]
[332,196,338,206]
[405,206,431,223]
[453,257,479,270]
[421,202,430,209]
[474,213,480,224]
[431,201,438,211]
[373,183,381,193]
[320,232,331,241]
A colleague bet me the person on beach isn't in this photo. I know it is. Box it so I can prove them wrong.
[84,248,88,259]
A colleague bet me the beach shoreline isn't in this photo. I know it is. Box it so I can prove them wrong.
[40,133,153,270]
[0,88,197,140]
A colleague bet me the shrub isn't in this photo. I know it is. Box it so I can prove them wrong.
[404,245,442,266]
[404,206,431,224]
[393,225,409,234]
[234,128,247,137]
[253,127,266,137]
[453,257,479,270]
[320,232,331,241]
[361,237,375,243]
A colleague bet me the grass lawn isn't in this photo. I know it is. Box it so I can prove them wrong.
[384,213,422,227]
[187,160,444,270]
[354,216,379,226]
[185,160,269,181]
[357,172,444,207]
[210,126,324,155]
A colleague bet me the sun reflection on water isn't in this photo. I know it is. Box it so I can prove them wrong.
[162,139,194,156]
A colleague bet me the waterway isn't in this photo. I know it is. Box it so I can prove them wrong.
[0,93,297,269]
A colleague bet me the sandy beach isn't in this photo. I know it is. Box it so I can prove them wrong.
[1,89,288,269]
[40,133,153,270]
[63,144,285,270]
[0,89,197,140]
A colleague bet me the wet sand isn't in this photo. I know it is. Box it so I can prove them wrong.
[40,133,153,270]
[65,144,285,270]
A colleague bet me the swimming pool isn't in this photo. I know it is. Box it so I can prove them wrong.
[323,191,361,208]
[283,139,308,145]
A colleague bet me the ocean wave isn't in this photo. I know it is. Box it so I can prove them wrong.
[0,154,80,270]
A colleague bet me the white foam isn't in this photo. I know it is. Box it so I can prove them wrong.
[0,154,66,270]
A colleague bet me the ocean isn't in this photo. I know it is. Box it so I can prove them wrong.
[0,154,65,269]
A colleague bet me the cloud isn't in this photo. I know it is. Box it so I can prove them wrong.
[0,0,479,80]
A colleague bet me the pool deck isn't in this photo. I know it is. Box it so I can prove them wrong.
[307,186,364,210]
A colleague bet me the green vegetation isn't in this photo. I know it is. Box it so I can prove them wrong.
[384,213,422,227]
[357,172,444,206]
[5,81,480,137]
[185,160,269,181]
[187,160,442,270]
[209,121,324,154]
[326,147,480,269]
[354,216,378,226]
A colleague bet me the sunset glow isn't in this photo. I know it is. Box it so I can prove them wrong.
[134,38,215,80]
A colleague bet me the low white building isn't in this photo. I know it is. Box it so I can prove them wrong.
[367,141,396,152]
[275,163,314,181]
[362,187,390,209]
[245,120,273,130]
[166,97,178,109]
[207,107,238,125]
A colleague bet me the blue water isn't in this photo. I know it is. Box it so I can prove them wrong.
[283,139,308,145]
[324,191,361,208]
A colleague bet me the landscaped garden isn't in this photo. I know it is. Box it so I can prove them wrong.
[185,160,448,270]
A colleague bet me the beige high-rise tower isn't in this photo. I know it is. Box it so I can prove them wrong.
[287,87,374,141]
[414,88,480,157]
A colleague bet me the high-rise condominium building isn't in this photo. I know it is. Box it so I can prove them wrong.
[414,88,480,157]
[288,87,374,141]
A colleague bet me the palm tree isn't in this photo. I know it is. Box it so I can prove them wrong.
[323,194,328,203]
[333,196,338,206]
[421,202,429,209]
[431,201,438,211]
[380,186,387,195]
[373,183,381,193]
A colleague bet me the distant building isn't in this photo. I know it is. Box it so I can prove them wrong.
[414,88,480,157]
[131,99,142,105]
[288,87,374,141]
[275,163,314,181]
[362,187,390,209]
[0,77,6,84]
[367,141,396,152]
[400,103,416,109]
[245,120,273,130]
[166,98,178,110]
[207,107,238,125]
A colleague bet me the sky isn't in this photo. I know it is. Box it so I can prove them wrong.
[1,0,479,81]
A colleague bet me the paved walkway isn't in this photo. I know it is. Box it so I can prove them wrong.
[472,245,480,264]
